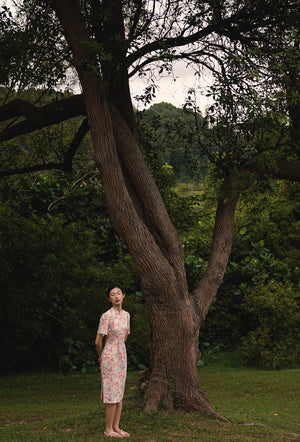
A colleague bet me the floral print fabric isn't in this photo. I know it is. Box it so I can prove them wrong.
[97,308,130,403]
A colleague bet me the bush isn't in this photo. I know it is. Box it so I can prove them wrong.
[204,239,297,338]
[237,281,300,369]
[0,203,144,373]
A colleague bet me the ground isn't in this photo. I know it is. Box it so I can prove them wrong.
[0,362,299,441]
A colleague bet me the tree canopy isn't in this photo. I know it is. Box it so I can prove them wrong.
[1,0,299,181]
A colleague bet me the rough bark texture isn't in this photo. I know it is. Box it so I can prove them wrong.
[144,287,228,420]
[195,191,240,320]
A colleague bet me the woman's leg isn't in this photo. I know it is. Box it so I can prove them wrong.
[113,401,130,437]
[105,403,118,435]
[112,401,122,431]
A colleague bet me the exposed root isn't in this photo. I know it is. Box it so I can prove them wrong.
[139,371,230,423]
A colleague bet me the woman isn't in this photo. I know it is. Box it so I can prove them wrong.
[95,285,130,438]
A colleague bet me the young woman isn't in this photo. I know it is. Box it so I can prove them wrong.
[95,285,130,438]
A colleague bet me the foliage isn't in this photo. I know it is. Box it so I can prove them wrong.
[0,173,143,373]
[0,202,111,373]
[0,87,93,177]
[191,178,300,368]
[0,2,70,92]
[235,181,300,266]
[198,237,300,368]
[137,102,208,182]
[202,26,299,181]
[237,281,300,369]
[0,2,299,420]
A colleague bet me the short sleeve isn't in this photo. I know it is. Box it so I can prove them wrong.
[127,312,130,335]
[97,313,109,335]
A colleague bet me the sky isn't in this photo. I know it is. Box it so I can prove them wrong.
[130,61,213,113]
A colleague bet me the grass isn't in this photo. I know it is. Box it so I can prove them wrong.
[0,363,299,441]
[173,181,204,198]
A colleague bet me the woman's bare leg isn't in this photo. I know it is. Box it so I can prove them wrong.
[113,401,130,437]
[105,403,120,435]
[112,401,122,431]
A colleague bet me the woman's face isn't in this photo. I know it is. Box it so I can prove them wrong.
[108,287,125,307]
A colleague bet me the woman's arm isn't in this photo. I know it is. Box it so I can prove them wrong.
[124,312,130,342]
[95,333,104,358]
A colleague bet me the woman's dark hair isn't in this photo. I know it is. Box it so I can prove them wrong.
[107,284,124,297]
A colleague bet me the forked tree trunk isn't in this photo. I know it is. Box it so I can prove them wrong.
[143,286,228,421]
[139,195,238,419]
[48,0,237,421]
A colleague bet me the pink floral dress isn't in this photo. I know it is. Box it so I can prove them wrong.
[97,308,130,404]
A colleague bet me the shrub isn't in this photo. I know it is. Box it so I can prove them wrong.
[237,281,300,369]
[0,203,142,373]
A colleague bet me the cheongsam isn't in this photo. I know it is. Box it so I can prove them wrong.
[97,308,130,403]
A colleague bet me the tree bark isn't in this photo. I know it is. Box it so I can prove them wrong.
[195,188,240,320]
[143,284,229,421]
[45,0,228,419]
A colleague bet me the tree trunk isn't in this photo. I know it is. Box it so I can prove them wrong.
[143,284,228,421]
[48,0,234,421]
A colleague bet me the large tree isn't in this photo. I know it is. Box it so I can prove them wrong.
[0,0,299,419]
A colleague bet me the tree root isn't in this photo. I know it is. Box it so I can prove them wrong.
[138,369,230,423]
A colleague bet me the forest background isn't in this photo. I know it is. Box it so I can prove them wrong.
[1,95,299,375]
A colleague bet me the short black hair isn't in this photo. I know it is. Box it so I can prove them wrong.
[107,284,124,297]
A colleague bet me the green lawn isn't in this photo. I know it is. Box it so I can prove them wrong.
[0,365,299,441]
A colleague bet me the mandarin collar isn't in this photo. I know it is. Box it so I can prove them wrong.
[111,307,123,314]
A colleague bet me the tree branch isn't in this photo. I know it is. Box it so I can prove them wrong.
[126,24,217,68]
[47,0,176,287]
[0,99,37,122]
[0,117,89,178]
[63,118,89,172]
[193,180,239,321]
[111,105,185,273]
[126,2,275,69]
[0,94,86,142]
[193,157,300,319]
[126,0,299,76]
[249,160,300,183]
[0,162,64,178]
[127,0,145,43]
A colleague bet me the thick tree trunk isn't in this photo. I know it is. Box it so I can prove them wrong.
[143,284,228,421]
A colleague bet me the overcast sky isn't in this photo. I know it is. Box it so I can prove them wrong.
[130,61,213,113]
